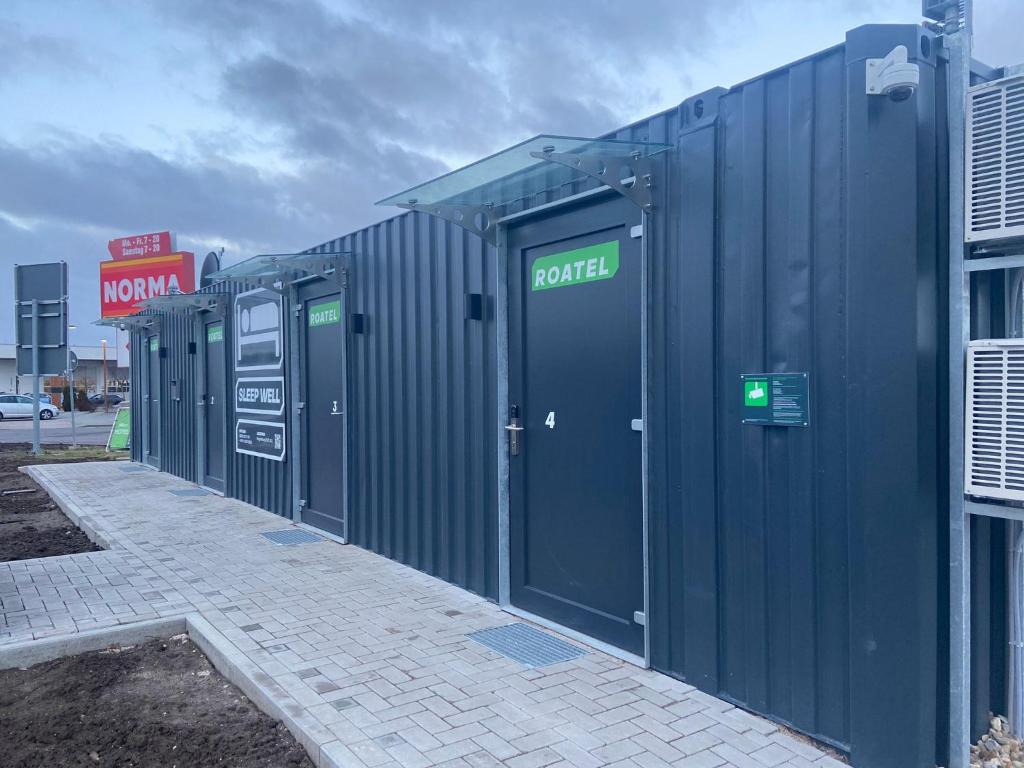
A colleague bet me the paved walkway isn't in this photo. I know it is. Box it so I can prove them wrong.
[0,462,842,768]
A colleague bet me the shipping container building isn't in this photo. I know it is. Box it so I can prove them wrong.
[122,24,1010,768]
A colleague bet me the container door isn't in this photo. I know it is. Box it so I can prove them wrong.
[507,194,644,656]
[145,334,161,468]
[202,320,226,492]
[299,291,346,538]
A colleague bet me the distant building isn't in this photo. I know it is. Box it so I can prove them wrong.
[0,343,128,397]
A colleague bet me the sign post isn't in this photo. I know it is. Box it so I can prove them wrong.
[14,262,69,456]
[31,300,40,455]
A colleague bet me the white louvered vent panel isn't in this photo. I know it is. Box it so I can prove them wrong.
[966,340,1024,501]
[966,75,1024,243]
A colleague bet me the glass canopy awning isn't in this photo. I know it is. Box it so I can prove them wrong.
[137,291,226,314]
[376,134,673,244]
[209,252,348,292]
[94,314,159,331]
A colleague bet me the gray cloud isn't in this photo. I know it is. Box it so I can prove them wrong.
[0,20,92,82]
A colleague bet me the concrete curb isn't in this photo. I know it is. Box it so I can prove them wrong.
[20,463,116,550]
[0,615,186,670]
[0,612,345,768]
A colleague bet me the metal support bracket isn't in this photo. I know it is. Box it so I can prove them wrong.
[529,149,659,210]
[397,202,503,246]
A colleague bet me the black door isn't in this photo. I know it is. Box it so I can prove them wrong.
[145,334,161,468]
[202,320,226,492]
[508,195,644,656]
[300,291,346,537]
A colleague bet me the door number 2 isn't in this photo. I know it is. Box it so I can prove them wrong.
[544,411,556,429]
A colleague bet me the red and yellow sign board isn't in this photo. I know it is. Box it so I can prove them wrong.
[100,252,195,317]
[107,231,174,260]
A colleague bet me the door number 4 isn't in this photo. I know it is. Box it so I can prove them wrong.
[544,411,556,429]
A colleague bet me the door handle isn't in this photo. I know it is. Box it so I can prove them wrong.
[506,405,522,456]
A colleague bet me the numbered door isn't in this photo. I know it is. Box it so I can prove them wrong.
[201,320,226,492]
[299,291,346,538]
[507,194,644,656]
[144,334,161,468]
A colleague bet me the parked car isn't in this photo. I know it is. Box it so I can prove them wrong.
[88,393,124,406]
[0,394,60,420]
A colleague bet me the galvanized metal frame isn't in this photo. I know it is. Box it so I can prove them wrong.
[493,183,653,668]
[947,3,973,767]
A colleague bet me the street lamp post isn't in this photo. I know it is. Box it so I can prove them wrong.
[101,340,108,413]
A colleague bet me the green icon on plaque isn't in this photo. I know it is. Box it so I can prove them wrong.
[744,380,768,407]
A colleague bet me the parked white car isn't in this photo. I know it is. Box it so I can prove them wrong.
[0,394,60,420]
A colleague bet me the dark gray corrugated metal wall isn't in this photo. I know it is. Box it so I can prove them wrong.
[642,24,946,768]
[128,283,292,516]
[310,216,499,599]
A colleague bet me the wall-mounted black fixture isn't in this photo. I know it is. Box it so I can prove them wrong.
[465,293,484,321]
[351,313,366,334]
[159,347,168,359]
[188,341,197,355]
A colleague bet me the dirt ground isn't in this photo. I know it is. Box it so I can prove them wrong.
[0,634,314,768]
[0,444,121,562]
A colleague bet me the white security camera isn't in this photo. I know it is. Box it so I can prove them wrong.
[866,45,920,101]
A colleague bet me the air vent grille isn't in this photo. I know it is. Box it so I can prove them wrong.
[966,75,1024,243]
[966,340,1024,501]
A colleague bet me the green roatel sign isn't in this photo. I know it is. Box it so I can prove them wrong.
[531,240,619,291]
[207,325,224,343]
[309,299,341,327]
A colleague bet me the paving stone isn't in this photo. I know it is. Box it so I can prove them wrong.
[0,463,835,768]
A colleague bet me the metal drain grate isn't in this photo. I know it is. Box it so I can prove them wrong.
[169,488,211,497]
[467,623,586,667]
[119,465,148,473]
[260,529,324,546]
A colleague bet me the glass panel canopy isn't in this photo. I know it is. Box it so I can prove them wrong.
[376,134,673,208]
[209,252,348,283]
[137,292,223,312]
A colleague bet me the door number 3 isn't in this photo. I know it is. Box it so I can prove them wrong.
[331,400,339,414]
[544,411,556,429]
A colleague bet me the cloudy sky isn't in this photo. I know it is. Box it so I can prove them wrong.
[0,0,1017,345]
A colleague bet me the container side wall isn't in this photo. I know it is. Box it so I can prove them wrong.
[308,216,499,599]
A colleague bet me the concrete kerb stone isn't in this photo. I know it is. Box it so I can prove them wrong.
[0,611,339,768]
[20,463,116,550]
[0,615,187,671]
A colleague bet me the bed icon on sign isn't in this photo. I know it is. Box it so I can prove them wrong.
[235,290,283,370]
[745,380,768,407]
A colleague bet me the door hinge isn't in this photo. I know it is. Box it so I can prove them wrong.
[630,224,643,239]
[297,499,306,511]
[631,418,643,433]
[633,611,646,626]
[297,401,305,411]
[293,305,303,317]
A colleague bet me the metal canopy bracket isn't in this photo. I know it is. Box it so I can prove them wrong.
[529,149,657,210]
[397,202,503,245]
[94,315,159,332]
[138,293,227,315]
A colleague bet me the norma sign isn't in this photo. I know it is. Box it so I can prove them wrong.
[108,231,174,260]
[233,288,286,461]
[14,262,68,376]
[99,253,195,317]
[741,373,809,427]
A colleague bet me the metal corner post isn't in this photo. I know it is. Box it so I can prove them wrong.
[947,1,973,766]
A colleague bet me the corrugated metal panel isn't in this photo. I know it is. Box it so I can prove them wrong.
[310,214,498,599]
[643,24,944,768]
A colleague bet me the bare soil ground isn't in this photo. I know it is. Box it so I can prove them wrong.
[0,444,120,561]
[0,634,314,768]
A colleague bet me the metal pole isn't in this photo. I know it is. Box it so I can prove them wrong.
[102,340,108,413]
[31,299,41,456]
[948,1,973,766]
[67,342,76,449]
